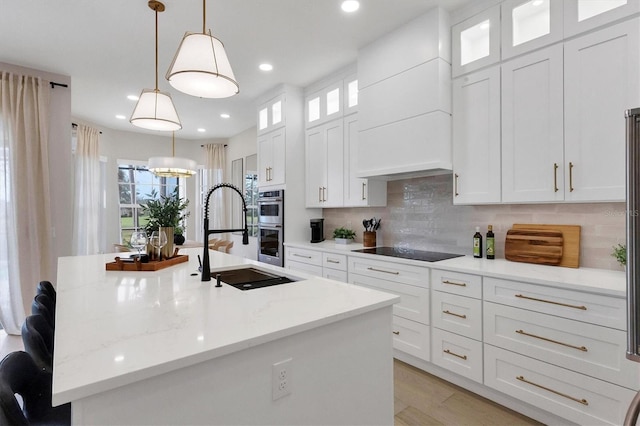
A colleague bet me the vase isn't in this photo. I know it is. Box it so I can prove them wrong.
[335,238,352,245]
[160,226,174,259]
[174,234,185,245]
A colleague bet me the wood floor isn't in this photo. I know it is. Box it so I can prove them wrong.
[394,360,543,426]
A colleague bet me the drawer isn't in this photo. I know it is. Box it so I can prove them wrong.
[393,316,430,361]
[322,253,347,271]
[348,256,429,288]
[483,277,626,330]
[350,273,429,324]
[432,269,482,299]
[285,260,322,277]
[484,302,640,390]
[432,291,482,340]
[285,247,322,266]
[484,344,636,426]
[431,328,483,383]
[323,268,347,283]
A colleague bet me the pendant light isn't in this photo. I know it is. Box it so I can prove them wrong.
[165,0,239,98]
[130,0,182,131]
[148,132,197,178]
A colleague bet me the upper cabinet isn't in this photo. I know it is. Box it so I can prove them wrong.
[257,94,285,136]
[452,5,501,77]
[501,0,563,59]
[564,0,640,37]
[357,8,453,180]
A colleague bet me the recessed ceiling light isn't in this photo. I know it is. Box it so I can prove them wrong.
[220,113,230,119]
[341,0,360,13]
[115,114,127,120]
[197,128,206,133]
[127,95,139,101]
[259,63,273,72]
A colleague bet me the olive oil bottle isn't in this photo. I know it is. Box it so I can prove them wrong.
[486,225,495,259]
[473,227,482,258]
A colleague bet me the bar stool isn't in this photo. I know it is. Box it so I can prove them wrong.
[21,314,54,374]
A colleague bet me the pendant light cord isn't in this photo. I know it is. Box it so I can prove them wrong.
[202,0,206,34]
[155,4,159,91]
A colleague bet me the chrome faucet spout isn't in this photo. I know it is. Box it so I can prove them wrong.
[202,183,249,282]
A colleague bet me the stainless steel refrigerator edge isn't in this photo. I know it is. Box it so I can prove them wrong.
[625,108,640,425]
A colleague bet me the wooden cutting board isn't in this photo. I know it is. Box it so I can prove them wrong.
[512,224,581,268]
[505,229,564,266]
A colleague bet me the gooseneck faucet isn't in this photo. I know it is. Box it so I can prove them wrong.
[202,183,249,281]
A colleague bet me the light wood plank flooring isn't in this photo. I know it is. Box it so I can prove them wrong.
[394,360,543,426]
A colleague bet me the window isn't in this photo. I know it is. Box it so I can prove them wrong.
[245,172,259,237]
[117,161,182,243]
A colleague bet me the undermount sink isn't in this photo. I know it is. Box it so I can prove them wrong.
[213,267,297,291]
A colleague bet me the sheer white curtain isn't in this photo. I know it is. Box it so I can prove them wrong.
[72,124,101,255]
[0,72,52,334]
[204,144,226,231]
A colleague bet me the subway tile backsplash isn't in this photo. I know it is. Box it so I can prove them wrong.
[322,174,626,271]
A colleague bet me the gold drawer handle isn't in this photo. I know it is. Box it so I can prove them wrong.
[326,259,341,264]
[516,329,588,352]
[553,163,559,192]
[443,310,467,319]
[367,267,400,275]
[443,280,466,287]
[516,375,588,406]
[454,173,459,197]
[515,294,587,310]
[293,254,312,259]
[444,349,467,360]
[569,162,574,192]
[392,331,400,335]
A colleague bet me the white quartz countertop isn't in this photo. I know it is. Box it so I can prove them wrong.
[285,241,626,297]
[52,248,398,406]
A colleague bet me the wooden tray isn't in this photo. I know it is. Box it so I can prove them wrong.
[512,224,581,268]
[106,254,189,271]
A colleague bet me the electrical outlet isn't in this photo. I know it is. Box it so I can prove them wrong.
[272,358,292,400]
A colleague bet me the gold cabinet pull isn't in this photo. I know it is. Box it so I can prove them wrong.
[318,186,322,202]
[361,182,366,200]
[443,280,466,287]
[392,331,400,335]
[516,376,588,406]
[293,253,312,259]
[367,267,400,275]
[443,310,467,319]
[444,349,467,360]
[569,162,574,192]
[454,173,459,197]
[515,294,587,310]
[323,187,327,202]
[326,258,340,264]
[553,163,559,192]
[515,329,588,352]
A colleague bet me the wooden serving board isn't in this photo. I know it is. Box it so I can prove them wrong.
[106,254,189,271]
[512,224,581,268]
[505,229,564,266]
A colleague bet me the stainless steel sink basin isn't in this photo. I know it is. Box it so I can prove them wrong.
[213,267,296,291]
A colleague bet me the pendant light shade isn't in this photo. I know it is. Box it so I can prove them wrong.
[166,0,239,98]
[130,89,181,131]
[130,0,182,131]
[149,132,197,178]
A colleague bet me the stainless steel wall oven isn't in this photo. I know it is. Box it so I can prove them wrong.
[257,190,284,266]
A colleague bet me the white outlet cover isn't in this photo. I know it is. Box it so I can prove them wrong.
[272,358,292,400]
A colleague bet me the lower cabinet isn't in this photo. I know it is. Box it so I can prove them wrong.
[431,328,483,383]
[484,344,636,426]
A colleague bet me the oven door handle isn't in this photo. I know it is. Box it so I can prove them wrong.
[259,224,282,229]
[258,198,283,203]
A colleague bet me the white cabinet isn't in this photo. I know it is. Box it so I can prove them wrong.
[452,5,501,77]
[258,128,285,187]
[305,82,343,129]
[322,252,347,282]
[501,45,564,203]
[563,18,639,202]
[343,114,386,207]
[501,0,564,59]
[357,8,452,179]
[452,67,501,204]
[257,94,285,136]
[305,120,344,207]
[284,245,349,283]
[564,0,640,37]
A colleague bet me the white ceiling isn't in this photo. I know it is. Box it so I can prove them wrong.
[0,0,472,140]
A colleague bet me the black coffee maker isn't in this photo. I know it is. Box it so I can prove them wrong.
[310,218,324,243]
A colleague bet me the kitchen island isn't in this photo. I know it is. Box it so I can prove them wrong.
[52,248,399,425]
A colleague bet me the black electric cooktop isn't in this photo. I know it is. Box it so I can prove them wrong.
[351,247,464,262]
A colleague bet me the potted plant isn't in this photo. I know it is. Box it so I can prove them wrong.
[333,227,356,244]
[140,188,190,258]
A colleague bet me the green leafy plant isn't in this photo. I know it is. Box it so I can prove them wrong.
[333,227,356,240]
[140,188,190,236]
[612,243,626,266]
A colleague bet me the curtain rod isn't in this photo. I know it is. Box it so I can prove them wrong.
[50,82,68,89]
[72,122,102,134]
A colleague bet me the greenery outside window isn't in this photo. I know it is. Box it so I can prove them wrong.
[245,172,258,237]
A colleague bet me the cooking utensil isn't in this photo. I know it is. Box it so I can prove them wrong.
[363,219,370,231]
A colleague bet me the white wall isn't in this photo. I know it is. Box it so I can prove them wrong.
[0,62,72,284]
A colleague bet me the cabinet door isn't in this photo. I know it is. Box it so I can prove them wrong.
[564,0,640,37]
[257,133,273,184]
[258,129,286,187]
[501,0,564,59]
[305,126,325,207]
[452,5,501,77]
[305,121,344,207]
[502,45,564,203]
[564,19,639,202]
[452,67,501,204]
